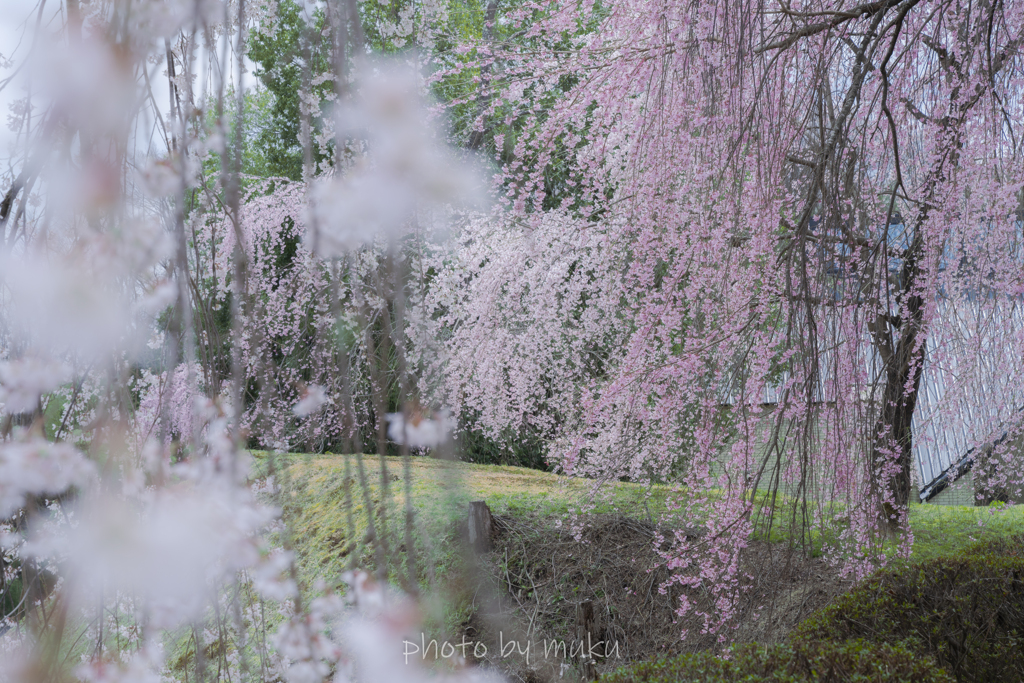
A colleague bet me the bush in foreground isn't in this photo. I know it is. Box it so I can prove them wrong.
[792,535,1024,683]
[603,535,1024,682]
[600,640,951,683]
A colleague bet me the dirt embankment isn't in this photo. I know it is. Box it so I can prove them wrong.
[459,514,849,683]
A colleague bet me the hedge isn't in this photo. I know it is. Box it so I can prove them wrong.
[602,535,1024,682]
[792,536,1024,682]
[599,640,952,683]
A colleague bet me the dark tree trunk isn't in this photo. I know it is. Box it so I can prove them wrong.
[869,231,926,529]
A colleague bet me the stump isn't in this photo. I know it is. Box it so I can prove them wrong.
[467,500,493,553]
[576,600,599,681]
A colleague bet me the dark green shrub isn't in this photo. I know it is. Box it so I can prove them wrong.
[600,640,952,683]
[456,416,550,470]
[1,576,24,619]
[792,535,1024,683]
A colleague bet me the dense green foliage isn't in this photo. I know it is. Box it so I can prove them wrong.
[455,413,550,469]
[792,536,1024,683]
[602,535,1024,682]
[248,0,335,180]
[600,640,952,683]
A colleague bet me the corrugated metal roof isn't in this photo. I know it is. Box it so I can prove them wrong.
[911,303,1024,499]
[719,301,1024,500]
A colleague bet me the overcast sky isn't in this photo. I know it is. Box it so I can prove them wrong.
[0,0,42,167]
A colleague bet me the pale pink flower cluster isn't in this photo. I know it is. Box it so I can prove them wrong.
[187,178,361,452]
[134,363,204,446]
[429,0,1024,629]
[417,211,627,458]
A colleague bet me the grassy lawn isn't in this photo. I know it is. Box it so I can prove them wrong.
[253,452,677,586]
[238,450,1024,674]
[909,500,1024,561]
[252,452,1024,588]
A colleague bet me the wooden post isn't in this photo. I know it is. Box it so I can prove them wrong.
[467,501,493,553]
[576,600,599,681]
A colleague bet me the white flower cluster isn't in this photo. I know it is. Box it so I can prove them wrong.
[0,437,96,519]
[0,358,67,415]
[386,408,453,450]
[305,63,482,257]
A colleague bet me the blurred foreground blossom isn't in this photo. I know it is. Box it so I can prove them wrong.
[0,358,68,414]
[0,2,500,683]
[0,251,132,359]
[138,158,181,198]
[133,0,226,39]
[33,38,137,140]
[22,486,274,629]
[74,646,166,683]
[327,571,505,683]
[0,437,95,519]
[138,279,179,316]
[273,592,345,683]
[386,408,453,449]
[305,63,483,257]
[341,569,387,612]
[103,219,175,274]
[0,638,35,683]
[252,548,299,601]
[273,570,505,683]
[293,384,331,417]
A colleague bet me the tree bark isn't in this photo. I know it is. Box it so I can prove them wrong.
[869,234,926,527]
[866,19,990,526]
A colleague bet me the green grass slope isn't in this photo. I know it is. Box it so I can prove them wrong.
[261,454,1024,680]
[257,453,678,586]
[260,452,1024,580]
